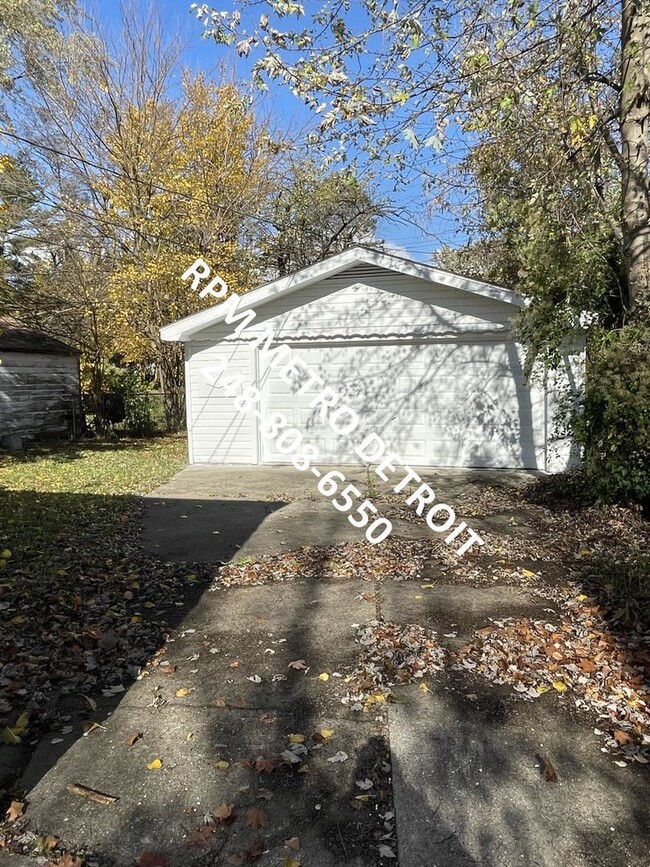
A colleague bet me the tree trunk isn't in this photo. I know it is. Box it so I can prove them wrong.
[158,342,185,432]
[620,0,650,317]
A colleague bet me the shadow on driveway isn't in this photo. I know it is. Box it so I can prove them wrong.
[141,498,288,563]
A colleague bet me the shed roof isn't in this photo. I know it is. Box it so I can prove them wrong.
[161,245,525,343]
[0,322,80,355]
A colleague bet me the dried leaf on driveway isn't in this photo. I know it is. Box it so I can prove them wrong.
[53,855,85,867]
[378,843,396,858]
[147,758,163,770]
[214,802,236,823]
[136,853,168,867]
[284,836,300,849]
[327,751,349,763]
[245,806,269,830]
[5,800,23,822]
[288,660,307,670]
[126,731,143,748]
[541,754,558,782]
[186,825,217,847]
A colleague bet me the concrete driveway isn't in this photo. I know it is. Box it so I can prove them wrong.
[141,463,533,563]
[10,464,649,867]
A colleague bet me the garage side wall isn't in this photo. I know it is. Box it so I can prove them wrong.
[186,341,256,464]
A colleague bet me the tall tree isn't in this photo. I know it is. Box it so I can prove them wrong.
[0,0,73,92]
[262,160,386,275]
[5,5,281,429]
[193,0,649,314]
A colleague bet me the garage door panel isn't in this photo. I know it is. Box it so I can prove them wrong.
[259,342,543,469]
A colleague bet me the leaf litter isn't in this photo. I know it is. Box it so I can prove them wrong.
[456,590,650,764]
[342,620,446,711]
[213,539,431,588]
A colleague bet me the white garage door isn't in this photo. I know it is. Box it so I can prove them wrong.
[259,341,544,469]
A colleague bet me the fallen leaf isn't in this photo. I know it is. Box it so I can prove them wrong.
[614,730,632,746]
[284,836,300,849]
[244,840,264,864]
[281,749,302,764]
[55,855,85,867]
[147,758,163,770]
[186,825,217,847]
[175,688,192,698]
[356,778,373,790]
[287,733,306,744]
[552,681,568,693]
[2,711,29,745]
[327,751,348,763]
[214,802,236,821]
[288,660,307,670]
[215,760,230,770]
[137,853,168,867]
[318,672,330,681]
[246,806,269,830]
[284,860,301,867]
[126,732,143,748]
[252,786,272,800]
[378,843,396,858]
[5,800,23,822]
[541,754,558,782]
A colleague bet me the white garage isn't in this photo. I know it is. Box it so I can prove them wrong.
[161,247,581,471]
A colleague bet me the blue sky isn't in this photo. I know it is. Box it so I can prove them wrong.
[88,0,464,261]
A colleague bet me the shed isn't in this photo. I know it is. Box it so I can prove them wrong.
[0,321,83,444]
[161,247,582,471]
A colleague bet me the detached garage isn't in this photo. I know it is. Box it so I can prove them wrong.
[161,247,581,471]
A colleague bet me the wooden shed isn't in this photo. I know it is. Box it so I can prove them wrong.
[0,321,83,445]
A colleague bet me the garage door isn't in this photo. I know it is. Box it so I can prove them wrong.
[259,341,543,469]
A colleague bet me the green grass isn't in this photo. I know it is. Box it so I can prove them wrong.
[0,435,197,729]
[0,434,188,496]
[0,434,188,567]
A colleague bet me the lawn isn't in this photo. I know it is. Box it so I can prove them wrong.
[0,435,201,761]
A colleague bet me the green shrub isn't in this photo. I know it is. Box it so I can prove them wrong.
[104,364,156,438]
[572,325,650,508]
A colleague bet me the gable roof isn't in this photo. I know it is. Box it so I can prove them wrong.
[161,245,524,342]
[0,320,80,355]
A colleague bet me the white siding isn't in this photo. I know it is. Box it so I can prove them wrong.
[194,268,514,346]
[186,341,256,464]
[0,352,80,438]
[260,339,547,470]
[183,267,582,471]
